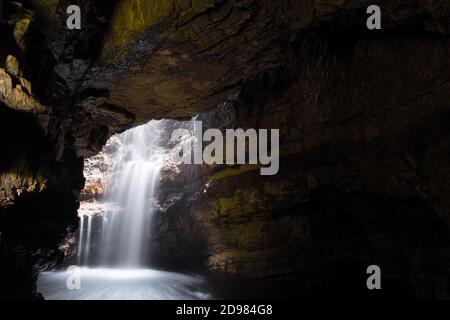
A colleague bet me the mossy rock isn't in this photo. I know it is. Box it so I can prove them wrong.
[101,0,216,59]
[211,188,262,218]
[212,219,293,251]
[210,164,260,181]
[9,13,32,49]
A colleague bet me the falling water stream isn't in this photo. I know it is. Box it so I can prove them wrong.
[78,120,165,267]
[37,120,211,300]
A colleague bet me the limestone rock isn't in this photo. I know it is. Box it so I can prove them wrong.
[5,55,20,76]
[0,68,46,113]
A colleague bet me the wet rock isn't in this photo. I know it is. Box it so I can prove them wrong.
[5,55,20,76]
[0,68,46,113]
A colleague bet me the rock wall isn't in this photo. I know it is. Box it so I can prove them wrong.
[145,1,450,298]
[0,0,120,299]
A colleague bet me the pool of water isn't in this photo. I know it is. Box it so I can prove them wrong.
[37,267,212,300]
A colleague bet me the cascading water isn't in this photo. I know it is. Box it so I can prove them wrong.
[37,120,211,300]
[78,120,165,267]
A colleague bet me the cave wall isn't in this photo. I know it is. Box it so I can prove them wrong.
[0,0,116,299]
[0,0,449,299]
[145,1,450,298]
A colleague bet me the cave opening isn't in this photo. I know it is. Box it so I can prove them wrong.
[36,118,213,300]
[77,120,166,268]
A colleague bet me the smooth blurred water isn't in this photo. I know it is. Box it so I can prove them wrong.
[78,120,166,267]
[37,267,211,300]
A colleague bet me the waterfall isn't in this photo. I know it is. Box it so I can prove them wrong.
[77,120,166,268]
[77,215,84,263]
[39,119,212,300]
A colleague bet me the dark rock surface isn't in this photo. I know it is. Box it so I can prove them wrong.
[0,0,449,299]
[0,0,114,299]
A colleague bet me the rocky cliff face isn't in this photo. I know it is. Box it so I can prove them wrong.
[147,1,450,298]
[0,0,124,299]
[1,0,450,299]
[0,1,78,299]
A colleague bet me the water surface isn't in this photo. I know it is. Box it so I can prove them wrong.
[38,267,211,300]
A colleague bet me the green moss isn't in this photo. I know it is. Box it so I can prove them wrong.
[218,221,269,248]
[100,0,216,60]
[217,219,295,251]
[102,0,174,55]
[210,164,260,182]
[212,188,261,217]
[29,0,59,11]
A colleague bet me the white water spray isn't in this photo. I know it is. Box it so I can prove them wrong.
[77,120,165,267]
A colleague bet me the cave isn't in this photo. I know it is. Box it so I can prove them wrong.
[1,0,450,301]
